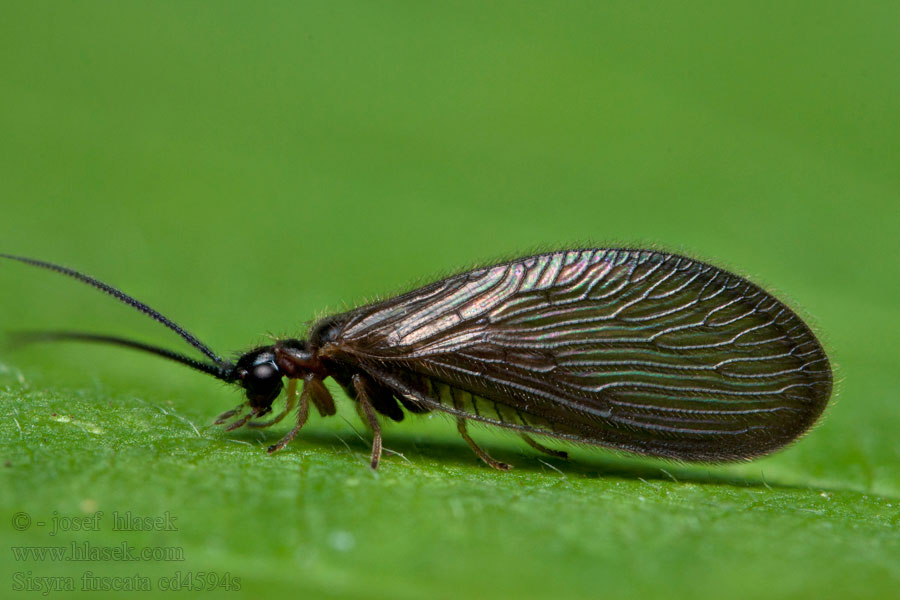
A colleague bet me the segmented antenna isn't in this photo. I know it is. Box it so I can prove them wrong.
[9,331,235,381]
[0,254,229,369]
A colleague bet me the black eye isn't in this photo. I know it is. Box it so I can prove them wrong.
[243,360,283,407]
[250,363,277,385]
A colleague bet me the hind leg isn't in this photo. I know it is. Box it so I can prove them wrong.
[457,418,510,471]
[520,434,568,459]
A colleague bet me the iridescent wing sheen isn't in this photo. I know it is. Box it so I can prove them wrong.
[332,249,832,461]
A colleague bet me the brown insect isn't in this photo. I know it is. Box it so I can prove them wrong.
[1,250,832,470]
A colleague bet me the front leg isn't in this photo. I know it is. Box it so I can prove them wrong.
[352,373,383,470]
[307,376,337,417]
[267,375,312,454]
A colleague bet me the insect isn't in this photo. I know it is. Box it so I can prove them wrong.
[1,249,832,470]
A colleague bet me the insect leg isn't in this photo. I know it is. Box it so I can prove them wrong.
[224,410,258,431]
[248,379,298,428]
[352,374,383,470]
[456,419,511,471]
[307,377,337,417]
[214,402,247,425]
[447,385,514,469]
[520,434,568,459]
[266,376,312,454]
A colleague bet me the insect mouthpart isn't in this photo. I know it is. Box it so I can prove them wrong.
[235,349,284,410]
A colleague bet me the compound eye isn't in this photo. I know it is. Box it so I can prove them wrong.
[251,362,278,384]
[244,360,283,407]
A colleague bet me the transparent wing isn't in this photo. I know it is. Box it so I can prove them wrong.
[336,249,832,461]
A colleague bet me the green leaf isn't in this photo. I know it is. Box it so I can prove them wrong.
[2,2,899,599]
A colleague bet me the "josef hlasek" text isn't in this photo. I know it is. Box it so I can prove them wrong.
[49,511,178,536]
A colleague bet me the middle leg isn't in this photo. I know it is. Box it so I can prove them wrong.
[352,373,383,470]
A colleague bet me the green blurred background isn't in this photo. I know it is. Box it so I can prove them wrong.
[2,2,898,598]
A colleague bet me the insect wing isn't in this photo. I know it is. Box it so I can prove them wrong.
[336,249,832,461]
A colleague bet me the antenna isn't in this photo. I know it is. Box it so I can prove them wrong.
[10,331,235,381]
[0,254,230,370]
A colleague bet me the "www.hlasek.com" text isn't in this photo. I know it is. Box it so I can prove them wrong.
[11,542,184,562]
